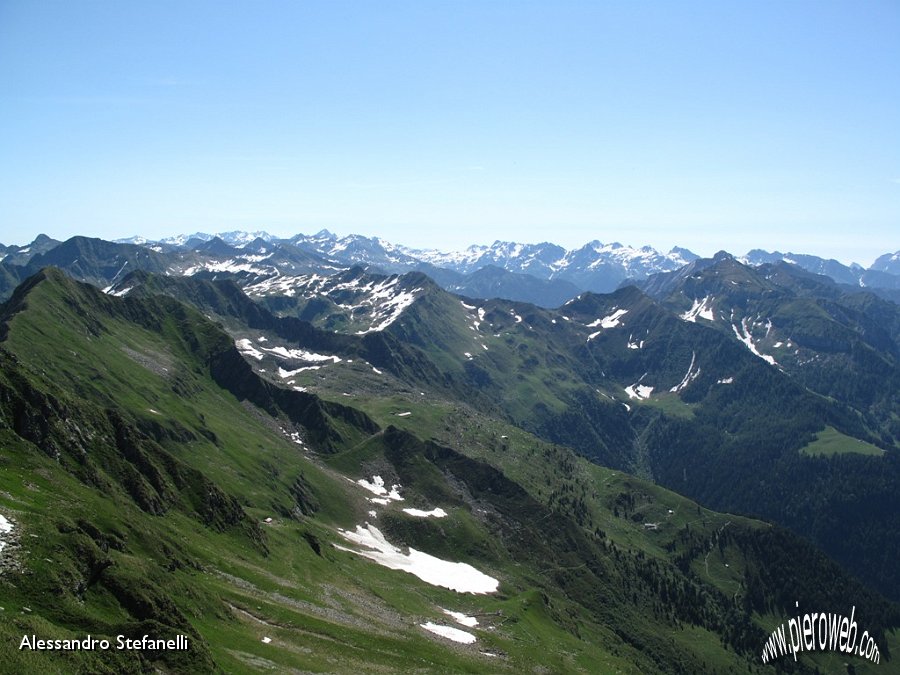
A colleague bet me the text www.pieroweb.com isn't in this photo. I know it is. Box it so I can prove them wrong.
[761,605,879,664]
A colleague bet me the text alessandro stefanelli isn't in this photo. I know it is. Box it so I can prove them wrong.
[20,634,189,651]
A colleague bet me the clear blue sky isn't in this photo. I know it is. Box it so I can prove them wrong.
[1,1,897,264]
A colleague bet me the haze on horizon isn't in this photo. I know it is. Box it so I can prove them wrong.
[1,1,897,267]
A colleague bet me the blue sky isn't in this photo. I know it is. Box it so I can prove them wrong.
[0,1,897,264]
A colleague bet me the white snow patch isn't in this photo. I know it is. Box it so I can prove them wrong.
[263,346,341,363]
[680,296,715,322]
[717,377,734,384]
[624,384,654,400]
[403,507,448,518]
[355,283,420,334]
[335,524,498,594]
[368,510,377,518]
[235,339,265,361]
[278,365,321,377]
[261,637,272,644]
[181,259,271,276]
[357,476,404,501]
[442,608,479,627]
[420,622,476,644]
[460,301,476,310]
[372,366,383,375]
[396,411,412,417]
[732,319,777,366]
[0,514,12,553]
[670,351,700,393]
[587,308,628,330]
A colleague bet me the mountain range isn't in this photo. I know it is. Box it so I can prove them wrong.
[2,230,900,672]
[1,230,898,310]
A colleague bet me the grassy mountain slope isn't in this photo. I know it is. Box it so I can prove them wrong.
[2,269,898,672]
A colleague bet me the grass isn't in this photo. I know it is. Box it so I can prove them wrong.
[628,391,697,419]
[800,425,884,457]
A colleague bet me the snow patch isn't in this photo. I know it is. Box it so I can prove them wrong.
[335,523,498,594]
[420,622,477,644]
[355,282,421,334]
[442,608,479,627]
[624,384,653,400]
[235,339,265,361]
[403,507,448,518]
[278,365,321,377]
[680,296,715,322]
[263,346,341,362]
[717,377,734,384]
[181,258,271,276]
[670,351,700,393]
[732,319,777,366]
[587,308,628,329]
[0,513,12,554]
[357,476,404,501]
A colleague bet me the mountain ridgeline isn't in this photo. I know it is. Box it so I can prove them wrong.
[4,231,900,307]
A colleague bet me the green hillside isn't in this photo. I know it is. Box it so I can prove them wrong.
[1,269,897,672]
